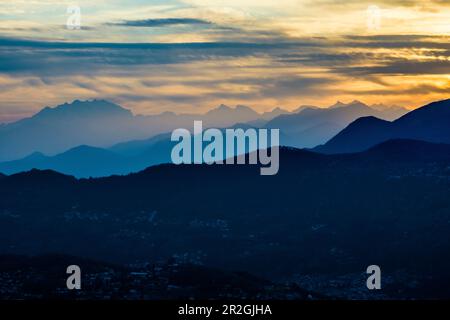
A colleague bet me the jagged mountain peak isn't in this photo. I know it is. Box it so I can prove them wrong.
[329,100,369,110]
[35,99,133,119]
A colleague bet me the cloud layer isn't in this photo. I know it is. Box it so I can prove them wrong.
[0,1,450,121]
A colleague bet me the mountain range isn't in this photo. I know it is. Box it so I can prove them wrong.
[0,99,408,177]
[0,100,289,162]
[0,135,174,178]
[316,98,450,154]
[266,100,407,148]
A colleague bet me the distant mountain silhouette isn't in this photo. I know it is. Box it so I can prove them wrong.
[261,107,290,120]
[0,100,138,162]
[202,104,259,127]
[370,103,409,117]
[35,99,132,118]
[0,100,285,162]
[0,126,266,177]
[316,99,450,154]
[0,146,135,178]
[292,105,319,113]
[0,99,412,177]
[0,98,409,162]
[0,140,173,178]
[265,101,408,148]
[246,107,291,127]
[109,132,171,156]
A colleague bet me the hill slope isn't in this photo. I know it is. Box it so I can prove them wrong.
[2,141,450,299]
[316,99,450,154]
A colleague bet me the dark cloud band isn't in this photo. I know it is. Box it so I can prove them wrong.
[108,18,213,27]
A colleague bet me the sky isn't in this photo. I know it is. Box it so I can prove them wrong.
[0,0,450,122]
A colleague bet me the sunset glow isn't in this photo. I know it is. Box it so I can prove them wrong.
[1,0,450,122]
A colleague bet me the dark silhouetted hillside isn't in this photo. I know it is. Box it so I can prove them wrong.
[2,142,450,299]
[316,99,450,154]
